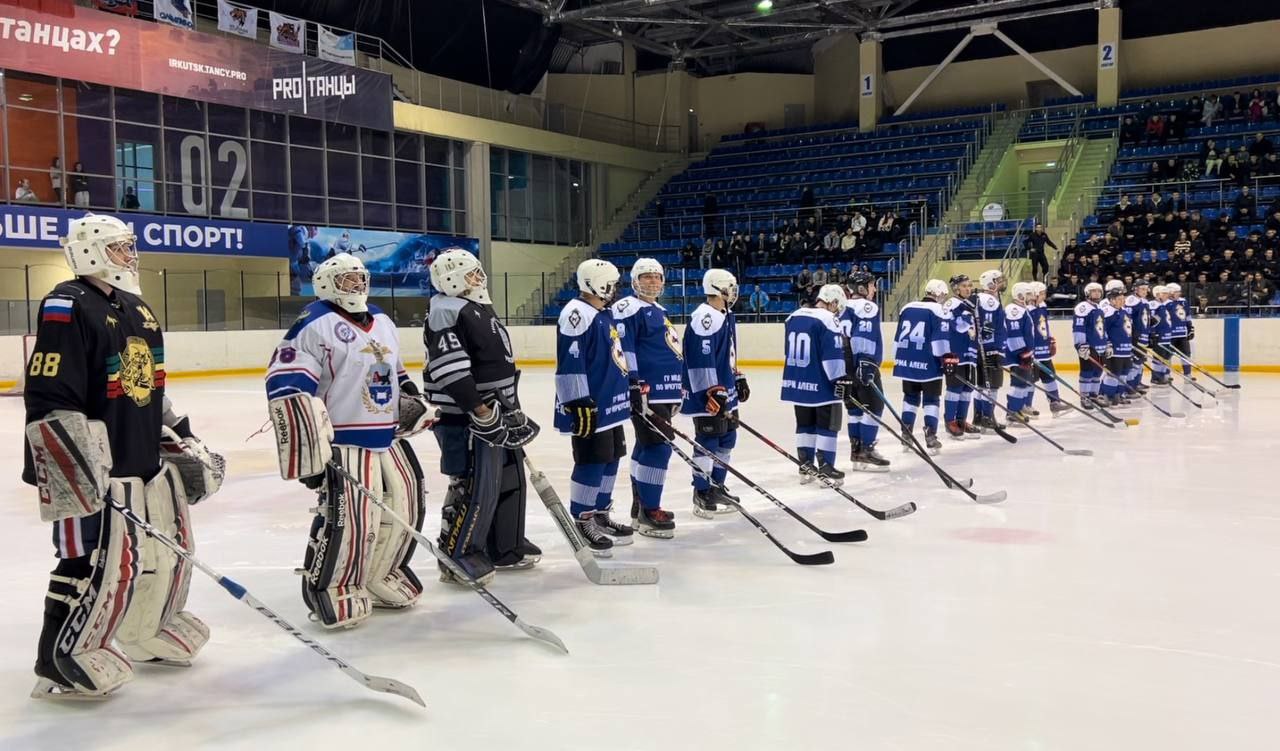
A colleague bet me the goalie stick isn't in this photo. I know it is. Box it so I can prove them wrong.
[326,461,569,654]
[641,414,834,566]
[523,456,661,586]
[1003,365,1125,430]
[953,372,1093,456]
[650,414,868,544]
[104,496,425,708]
[734,418,917,520]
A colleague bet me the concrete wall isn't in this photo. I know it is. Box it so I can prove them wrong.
[812,34,862,126]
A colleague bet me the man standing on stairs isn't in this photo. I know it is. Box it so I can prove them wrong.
[1024,223,1058,281]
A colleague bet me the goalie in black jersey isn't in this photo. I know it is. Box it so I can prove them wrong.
[22,213,225,700]
[423,249,540,584]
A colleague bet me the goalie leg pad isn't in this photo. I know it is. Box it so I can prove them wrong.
[486,447,530,566]
[268,393,334,481]
[34,485,142,697]
[116,465,209,664]
[438,433,501,583]
[300,448,378,629]
[367,440,426,609]
[26,410,113,523]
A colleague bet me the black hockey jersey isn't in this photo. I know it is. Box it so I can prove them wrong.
[423,294,519,424]
[22,279,166,484]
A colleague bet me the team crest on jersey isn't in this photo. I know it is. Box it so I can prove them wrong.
[1094,317,1105,337]
[662,317,683,359]
[1123,317,1132,335]
[1037,317,1048,338]
[1175,306,1187,321]
[491,318,515,364]
[616,300,630,314]
[334,321,357,343]
[115,336,156,407]
[136,305,160,332]
[359,340,396,413]
[700,313,713,331]
[609,327,629,375]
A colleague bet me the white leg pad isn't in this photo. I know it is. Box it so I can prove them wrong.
[367,441,426,609]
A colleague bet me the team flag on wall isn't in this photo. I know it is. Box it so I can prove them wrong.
[268,11,305,54]
[153,0,195,30]
[317,25,355,65]
[217,0,258,39]
[94,0,138,17]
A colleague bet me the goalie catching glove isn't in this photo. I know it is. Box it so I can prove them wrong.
[396,392,440,438]
[25,411,112,523]
[159,426,225,504]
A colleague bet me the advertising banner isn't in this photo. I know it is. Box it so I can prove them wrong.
[0,3,393,130]
[0,205,285,257]
[152,0,194,30]
[267,10,303,54]
[287,225,480,297]
[317,24,354,65]
[94,0,138,17]
[216,0,257,40]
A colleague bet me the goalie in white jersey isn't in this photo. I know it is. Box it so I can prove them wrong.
[265,253,438,630]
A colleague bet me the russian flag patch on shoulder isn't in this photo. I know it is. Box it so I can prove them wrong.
[42,297,74,324]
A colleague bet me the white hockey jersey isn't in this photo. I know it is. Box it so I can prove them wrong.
[266,300,410,450]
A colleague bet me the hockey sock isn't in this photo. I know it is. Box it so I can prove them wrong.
[570,463,606,517]
[945,387,962,423]
[901,393,921,429]
[631,443,672,511]
[1044,381,1061,401]
[959,391,972,422]
[815,428,838,466]
[973,390,990,418]
[922,394,940,432]
[709,430,737,487]
[846,408,863,443]
[859,412,881,446]
[693,434,720,491]
[595,460,620,511]
[796,425,816,464]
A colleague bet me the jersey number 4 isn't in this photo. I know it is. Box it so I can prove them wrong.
[896,320,926,348]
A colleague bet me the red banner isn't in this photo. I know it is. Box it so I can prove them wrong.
[0,2,392,129]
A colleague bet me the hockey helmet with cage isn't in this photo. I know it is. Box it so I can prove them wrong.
[630,257,665,299]
[60,213,141,294]
[313,253,370,313]
[430,248,491,304]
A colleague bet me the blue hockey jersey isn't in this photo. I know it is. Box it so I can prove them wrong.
[1003,303,1034,365]
[1029,303,1053,360]
[1151,300,1173,343]
[892,301,951,382]
[1125,294,1151,346]
[1073,301,1108,351]
[942,297,979,365]
[554,298,631,434]
[1103,302,1134,356]
[610,295,684,404]
[781,307,846,406]
[681,303,739,417]
[1169,298,1191,337]
[839,298,883,366]
[975,291,1006,360]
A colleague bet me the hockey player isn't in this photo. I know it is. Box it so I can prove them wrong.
[1026,280,1069,413]
[972,269,1007,431]
[266,253,435,628]
[1124,280,1152,393]
[781,284,849,485]
[1166,282,1194,378]
[1103,284,1135,407]
[839,271,891,472]
[555,259,634,554]
[681,268,748,517]
[1149,285,1175,386]
[1003,282,1038,423]
[941,274,981,439]
[892,279,954,454]
[423,249,541,578]
[24,213,225,699]
[1072,282,1109,409]
[611,258,679,539]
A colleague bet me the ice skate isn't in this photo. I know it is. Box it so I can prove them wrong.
[574,511,614,557]
[594,509,634,546]
[631,500,675,539]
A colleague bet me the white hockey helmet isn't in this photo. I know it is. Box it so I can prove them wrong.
[430,248,491,304]
[577,258,621,302]
[816,283,847,308]
[313,253,370,313]
[924,278,948,300]
[1084,282,1103,299]
[1010,282,1030,301]
[630,257,665,299]
[703,268,739,306]
[1166,282,1182,296]
[59,213,140,294]
[1152,284,1167,297]
[979,269,1004,291]
[1105,279,1126,294]
[1029,281,1047,296]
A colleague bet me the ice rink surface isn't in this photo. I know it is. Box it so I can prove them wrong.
[0,367,1276,750]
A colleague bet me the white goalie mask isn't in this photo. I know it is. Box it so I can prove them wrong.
[313,253,370,313]
[60,213,141,294]
[430,248,491,305]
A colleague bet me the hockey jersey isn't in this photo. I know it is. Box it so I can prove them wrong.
[781,307,846,406]
[267,300,411,450]
[1029,303,1053,361]
[975,291,1006,360]
[1168,297,1191,337]
[1124,294,1151,346]
[1103,302,1134,356]
[1003,303,1034,365]
[942,297,979,365]
[892,300,950,382]
[1150,299,1173,343]
[423,294,518,425]
[681,302,739,417]
[839,297,883,366]
[554,298,630,434]
[610,295,684,405]
[1072,301,1108,352]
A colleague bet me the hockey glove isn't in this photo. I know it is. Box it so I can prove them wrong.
[1049,336,1058,357]
[1132,349,1147,366]
[1076,344,1091,360]
[1103,343,1115,360]
[471,402,541,448]
[980,320,995,341]
[1186,324,1195,342]
[942,353,960,375]
[396,393,440,438]
[561,398,598,438]
[1018,349,1035,367]
[629,380,650,415]
[856,358,878,385]
[833,376,854,401]
[706,386,730,415]
[735,374,751,403]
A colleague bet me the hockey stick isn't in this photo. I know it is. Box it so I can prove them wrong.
[523,456,661,586]
[1165,347,1241,390]
[1138,358,1203,408]
[1087,357,1185,419]
[860,384,1007,504]
[641,415,834,565]
[1032,361,1137,426]
[326,462,569,654]
[104,497,425,708]
[734,419,917,520]
[1135,344,1218,399]
[946,373,1018,444]
[954,373,1093,456]
[1003,365,1124,430]
[652,414,868,544]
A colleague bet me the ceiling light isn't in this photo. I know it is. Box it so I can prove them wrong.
[756,0,773,10]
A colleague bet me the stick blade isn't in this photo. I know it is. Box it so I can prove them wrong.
[362,675,427,708]
[880,502,918,520]
[1065,449,1094,456]
[515,619,569,654]
[789,549,836,566]
[975,490,1007,503]
[818,528,869,543]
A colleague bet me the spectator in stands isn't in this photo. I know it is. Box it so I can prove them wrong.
[799,183,816,223]
[747,285,770,322]
[823,227,841,255]
[834,212,851,233]
[1050,274,1080,308]
[1024,223,1057,280]
[876,211,897,247]
[71,163,90,207]
[1263,249,1279,282]
[1268,206,1280,234]
[1188,227,1206,255]
[683,240,700,267]
[1234,185,1257,222]
[1147,161,1163,183]
[1201,95,1223,127]
[1263,152,1280,176]
[14,178,37,202]
[1207,270,1235,308]
[1241,247,1260,274]
[1160,157,1181,182]
[749,232,770,267]
[1168,190,1186,213]
[712,239,729,268]
[1246,133,1273,160]
[1172,230,1192,256]
[829,267,845,286]
[1120,116,1142,146]
[1223,154,1247,185]
[730,232,748,279]
[1112,194,1135,221]
[1144,114,1165,145]
[849,209,867,239]
[803,228,821,261]
[1165,112,1186,141]
[840,226,858,255]
[1214,248,1240,279]
[811,266,828,289]
[120,186,140,210]
[49,157,63,203]
[1249,92,1266,123]
[1263,228,1280,253]
[699,238,715,270]
[702,192,719,237]
[793,266,813,301]
[1215,226,1241,253]
[1146,192,1165,216]
[1202,139,1224,177]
